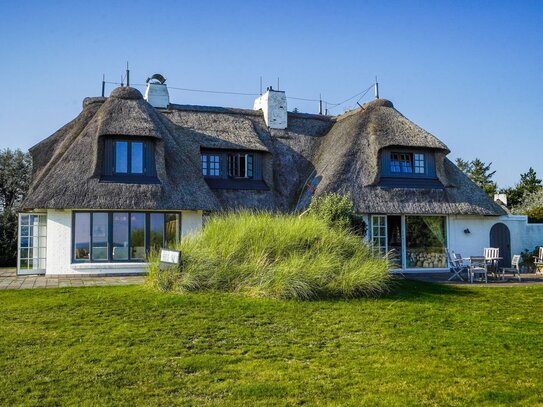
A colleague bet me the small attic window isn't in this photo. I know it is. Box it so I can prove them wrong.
[228,153,253,178]
[102,138,157,183]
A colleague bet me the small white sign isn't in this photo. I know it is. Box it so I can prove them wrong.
[160,249,180,265]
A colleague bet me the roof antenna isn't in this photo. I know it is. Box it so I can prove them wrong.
[319,94,323,115]
[120,74,124,87]
[260,76,262,95]
[126,62,130,87]
[277,77,280,91]
[374,76,379,99]
[101,74,105,97]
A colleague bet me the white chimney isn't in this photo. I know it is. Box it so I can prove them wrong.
[253,87,287,129]
[494,193,508,206]
[144,74,169,108]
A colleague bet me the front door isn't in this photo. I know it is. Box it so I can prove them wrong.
[490,223,511,268]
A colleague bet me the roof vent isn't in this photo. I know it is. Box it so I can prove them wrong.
[253,86,287,129]
[144,74,169,108]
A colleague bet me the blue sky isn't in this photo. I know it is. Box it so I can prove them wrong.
[0,0,541,187]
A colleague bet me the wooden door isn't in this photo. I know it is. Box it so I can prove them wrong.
[490,223,511,268]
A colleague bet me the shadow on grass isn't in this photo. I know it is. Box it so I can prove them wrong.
[382,277,477,302]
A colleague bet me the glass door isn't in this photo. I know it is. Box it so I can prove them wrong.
[18,213,47,275]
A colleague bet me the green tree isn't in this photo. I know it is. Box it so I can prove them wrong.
[500,167,542,208]
[455,157,497,197]
[0,149,32,266]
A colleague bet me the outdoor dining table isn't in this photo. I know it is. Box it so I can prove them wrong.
[462,257,504,281]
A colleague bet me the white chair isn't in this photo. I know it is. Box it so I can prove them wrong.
[534,247,543,275]
[469,256,488,283]
[447,251,467,281]
[483,247,500,278]
[501,255,521,282]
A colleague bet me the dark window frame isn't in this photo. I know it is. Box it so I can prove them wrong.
[201,154,221,177]
[228,153,254,179]
[71,211,181,264]
[101,137,158,184]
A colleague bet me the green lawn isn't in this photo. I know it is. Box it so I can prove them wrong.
[0,281,542,406]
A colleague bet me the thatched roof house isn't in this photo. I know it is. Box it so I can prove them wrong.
[20,80,526,277]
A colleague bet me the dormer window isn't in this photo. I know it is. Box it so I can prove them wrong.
[102,137,157,183]
[380,149,441,188]
[228,153,253,178]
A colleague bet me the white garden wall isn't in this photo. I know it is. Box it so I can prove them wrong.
[448,214,543,260]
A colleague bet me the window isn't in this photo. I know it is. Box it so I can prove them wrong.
[371,215,387,257]
[72,212,180,263]
[114,141,145,175]
[390,152,413,173]
[414,153,425,174]
[201,154,220,177]
[102,138,156,182]
[228,153,253,178]
[18,214,47,273]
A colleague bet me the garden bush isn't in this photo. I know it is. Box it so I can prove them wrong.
[147,212,390,300]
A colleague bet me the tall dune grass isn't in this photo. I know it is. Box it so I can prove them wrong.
[147,212,390,300]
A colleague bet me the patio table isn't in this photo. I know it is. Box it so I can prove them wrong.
[463,257,504,280]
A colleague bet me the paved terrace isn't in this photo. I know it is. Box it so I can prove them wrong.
[0,268,145,290]
[404,271,543,286]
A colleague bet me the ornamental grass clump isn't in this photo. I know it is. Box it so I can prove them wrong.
[147,212,390,300]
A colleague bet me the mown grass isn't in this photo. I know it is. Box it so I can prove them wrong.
[1,281,542,406]
[147,212,390,299]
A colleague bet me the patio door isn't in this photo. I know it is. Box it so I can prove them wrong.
[17,213,47,275]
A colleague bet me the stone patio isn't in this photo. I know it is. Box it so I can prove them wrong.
[403,271,543,286]
[0,268,145,290]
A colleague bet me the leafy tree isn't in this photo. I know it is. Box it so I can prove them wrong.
[455,157,497,197]
[308,193,367,237]
[512,188,543,223]
[500,167,542,208]
[0,149,32,266]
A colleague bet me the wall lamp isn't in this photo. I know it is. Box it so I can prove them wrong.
[463,228,471,234]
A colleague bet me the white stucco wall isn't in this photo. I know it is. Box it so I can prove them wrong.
[44,209,203,276]
[181,210,203,237]
[448,214,543,260]
[46,209,72,275]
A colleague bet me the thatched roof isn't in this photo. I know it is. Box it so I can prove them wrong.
[22,87,505,216]
[23,87,220,211]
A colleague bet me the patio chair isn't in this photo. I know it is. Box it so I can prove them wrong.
[469,256,488,284]
[501,254,521,282]
[534,247,543,275]
[483,247,500,278]
[447,251,467,281]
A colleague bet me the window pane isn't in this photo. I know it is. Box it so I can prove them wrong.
[240,155,246,177]
[406,216,447,268]
[115,141,128,173]
[131,142,144,174]
[92,213,109,261]
[165,214,178,247]
[209,155,220,176]
[112,212,129,261]
[246,154,253,178]
[150,213,165,250]
[201,155,208,176]
[130,213,145,260]
[74,213,91,261]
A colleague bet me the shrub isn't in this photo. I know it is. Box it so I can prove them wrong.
[146,212,390,300]
[308,193,367,237]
